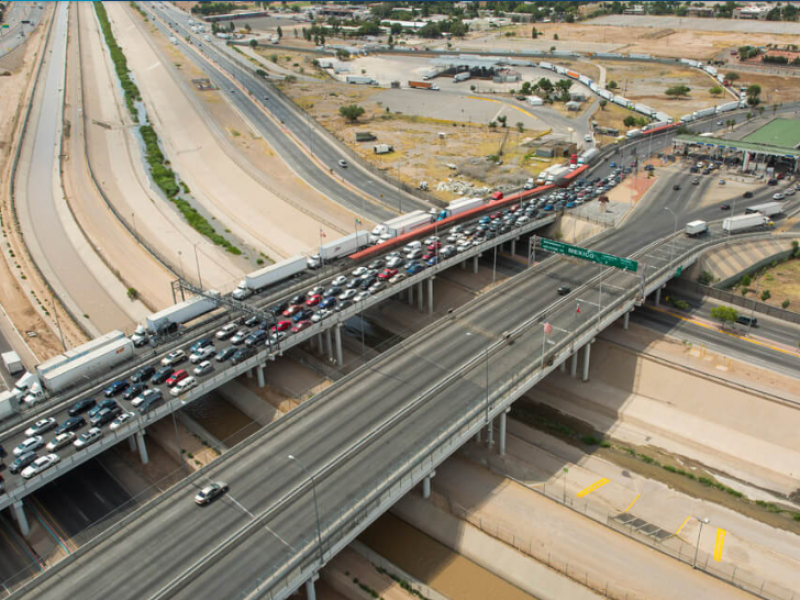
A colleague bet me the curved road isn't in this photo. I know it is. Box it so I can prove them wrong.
[0,2,42,60]
[16,3,132,335]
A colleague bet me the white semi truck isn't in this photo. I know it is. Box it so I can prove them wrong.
[722,214,772,233]
[744,202,783,218]
[369,210,433,244]
[232,256,306,300]
[684,220,708,236]
[307,231,370,268]
[146,291,221,334]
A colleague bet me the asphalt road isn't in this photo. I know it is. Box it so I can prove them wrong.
[16,2,131,335]
[141,1,428,222]
[19,159,753,600]
[0,513,41,592]
[632,301,800,380]
[0,2,42,61]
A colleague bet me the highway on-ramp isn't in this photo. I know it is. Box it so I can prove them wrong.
[16,164,749,600]
[0,2,42,60]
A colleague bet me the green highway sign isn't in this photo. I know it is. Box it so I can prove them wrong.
[541,238,639,273]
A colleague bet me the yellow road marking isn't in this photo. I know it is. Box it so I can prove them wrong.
[714,528,726,562]
[623,494,641,513]
[646,305,800,358]
[576,477,609,498]
[675,515,692,536]
[466,96,537,120]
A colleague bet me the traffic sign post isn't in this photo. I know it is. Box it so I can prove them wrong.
[540,238,639,273]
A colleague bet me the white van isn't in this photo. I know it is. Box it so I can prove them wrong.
[171,376,197,397]
[524,178,535,190]
[403,241,422,254]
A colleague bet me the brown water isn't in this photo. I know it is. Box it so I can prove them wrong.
[359,513,537,600]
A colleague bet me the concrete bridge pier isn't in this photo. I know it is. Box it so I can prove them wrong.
[559,360,566,373]
[510,238,517,256]
[136,431,149,465]
[473,255,479,274]
[498,409,510,456]
[623,310,631,330]
[582,341,592,382]
[408,284,414,305]
[655,287,662,306]
[417,282,424,312]
[422,470,436,500]
[128,436,136,452]
[12,501,29,537]
[315,333,324,355]
[460,259,466,270]
[427,277,434,314]
[257,364,266,388]
[305,573,319,600]
[325,328,333,362]
[570,351,578,378]
[475,427,482,443]
[486,417,494,448]
[334,324,343,367]
[246,368,253,379]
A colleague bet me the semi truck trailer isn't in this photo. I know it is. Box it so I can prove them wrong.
[232,256,306,300]
[722,214,772,233]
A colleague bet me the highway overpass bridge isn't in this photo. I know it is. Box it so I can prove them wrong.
[11,223,794,600]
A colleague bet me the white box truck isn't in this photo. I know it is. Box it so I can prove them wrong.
[146,291,221,334]
[232,256,306,300]
[308,231,370,267]
[383,210,433,238]
[0,390,20,422]
[1,351,23,375]
[36,330,127,380]
[744,202,783,218]
[685,220,708,236]
[40,337,134,395]
[447,196,485,217]
[722,214,772,233]
[453,72,471,83]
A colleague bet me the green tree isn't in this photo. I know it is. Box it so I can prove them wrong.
[339,104,365,122]
[665,85,691,98]
[498,115,508,128]
[391,22,403,36]
[521,81,532,94]
[623,115,637,128]
[450,20,468,37]
[709,86,723,97]
[276,25,282,38]
[249,39,258,49]
[553,33,559,40]
[531,26,538,39]
[516,121,524,132]
[761,290,771,302]
[725,72,739,82]
[336,48,350,60]
[746,83,762,105]
[599,99,608,110]
[710,306,738,329]
[607,80,618,90]
[488,120,497,128]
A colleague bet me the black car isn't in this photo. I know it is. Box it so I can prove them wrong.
[123,383,147,401]
[150,366,174,385]
[189,339,213,354]
[104,380,129,398]
[230,348,251,366]
[245,315,263,328]
[245,330,267,348]
[130,365,156,384]
[336,299,354,312]
[140,394,164,414]
[91,407,122,427]
[720,204,731,210]
[557,285,572,296]
[289,293,306,305]
[323,286,342,298]
[292,309,314,323]
[346,278,362,289]
[768,178,778,186]
[271,302,289,317]
[743,191,754,199]
[55,416,86,435]
[736,315,758,328]
[9,452,37,475]
[215,346,237,363]
[68,398,96,417]
[367,259,384,270]
[673,184,681,191]
[359,277,377,291]
[0,445,5,459]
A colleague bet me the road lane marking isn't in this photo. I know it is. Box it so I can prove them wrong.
[576,477,609,498]
[646,305,800,358]
[466,96,538,120]
[226,493,254,518]
[623,494,641,513]
[226,493,295,552]
[714,528,726,562]
[675,515,692,536]
[31,497,73,552]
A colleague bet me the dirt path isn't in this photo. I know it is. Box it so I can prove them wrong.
[0,3,85,359]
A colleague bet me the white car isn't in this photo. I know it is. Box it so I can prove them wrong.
[73,427,103,450]
[338,289,358,301]
[21,454,60,479]
[785,187,796,196]
[385,256,404,269]
[132,389,161,409]
[46,432,75,452]
[190,346,215,364]
[389,273,406,284]
[25,418,57,437]
[230,330,248,345]
[311,309,332,323]
[423,236,440,245]
[331,275,348,287]
[171,376,197,397]
[161,350,186,367]
[194,360,214,376]
[351,266,369,278]
[773,192,785,200]
[110,412,135,431]
[14,436,44,457]
[353,291,371,302]
[215,323,237,340]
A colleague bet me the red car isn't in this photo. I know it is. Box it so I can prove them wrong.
[283,304,303,317]
[305,294,322,307]
[378,268,398,280]
[271,320,292,333]
[490,212,501,220]
[292,320,312,333]
[427,241,442,251]
[422,253,436,261]
[509,204,520,213]
[166,369,188,387]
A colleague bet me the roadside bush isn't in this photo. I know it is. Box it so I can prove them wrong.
[697,270,714,285]
[782,299,791,309]
[94,2,141,120]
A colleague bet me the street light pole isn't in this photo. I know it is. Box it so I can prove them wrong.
[693,517,709,569]
[664,206,678,265]
[288,454,324,566]
[193,242,203,289]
